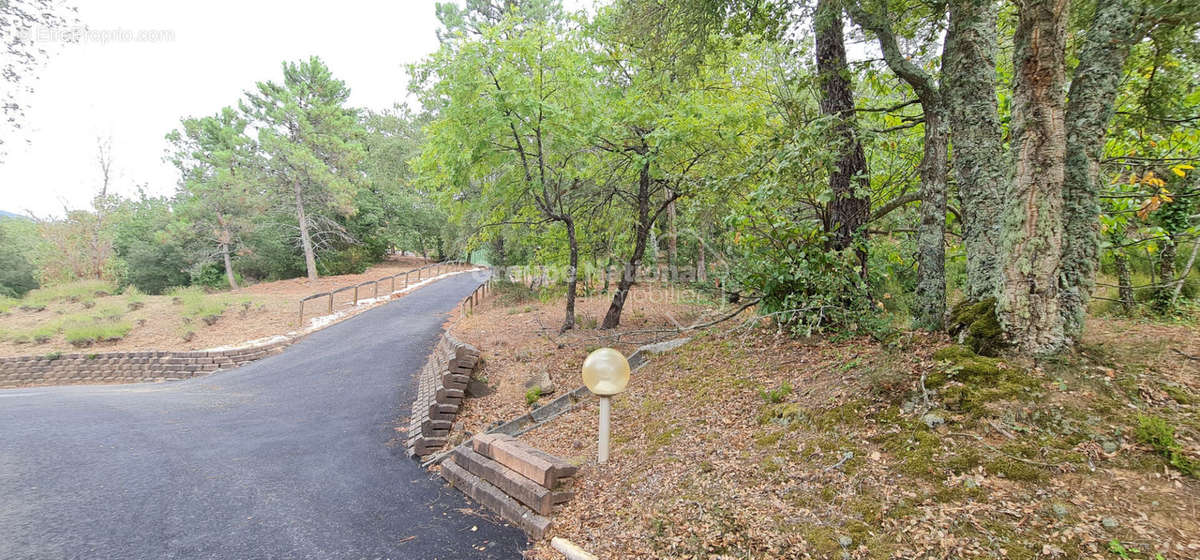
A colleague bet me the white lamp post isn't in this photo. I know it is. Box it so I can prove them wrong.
[581,348,630,464]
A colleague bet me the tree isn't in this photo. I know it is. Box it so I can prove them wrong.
[0,216,39,297]
[815,0,870,265]
[945,0,1004,302]
[241,57,366,283]
[996,0,1069,354]
[848,0,949,330]
[167,107,261,290]
[415,7,601,332]
[0,0,78,160]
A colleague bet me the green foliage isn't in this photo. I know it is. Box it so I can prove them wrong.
[62,319,132,347]
[24,280,113,307]
[0,217,39,297]
[759,380,793,404]
[525,387,543,405]
[1135,415,1198,477]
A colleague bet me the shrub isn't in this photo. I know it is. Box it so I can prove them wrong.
[29,323,60,344]
[493,279,537,306]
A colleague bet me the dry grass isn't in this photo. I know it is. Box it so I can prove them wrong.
[447,291,1200,559]
[0,255,445,356]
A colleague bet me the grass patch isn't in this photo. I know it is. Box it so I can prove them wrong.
[24,280,113,306]
[1135,415,1198,477]
[0,296,17,314]
[63,319,132,347]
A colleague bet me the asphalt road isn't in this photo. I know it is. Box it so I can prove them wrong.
[0,271,527,560]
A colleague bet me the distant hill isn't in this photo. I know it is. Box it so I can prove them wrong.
[0,210,29,220]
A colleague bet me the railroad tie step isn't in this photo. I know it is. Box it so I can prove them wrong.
[472,433,579,489]
[440,457,552,540]
[452,446,573,515]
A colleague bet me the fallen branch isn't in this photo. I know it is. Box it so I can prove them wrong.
[946,432,1063,469]
[1173,348,1199,361]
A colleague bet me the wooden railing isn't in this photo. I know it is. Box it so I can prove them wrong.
[459,272,495,315]
[297,260,470,325]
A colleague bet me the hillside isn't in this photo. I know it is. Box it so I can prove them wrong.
[445,288,1200,559]
[0,256,447,359]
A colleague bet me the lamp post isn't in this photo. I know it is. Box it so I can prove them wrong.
[581,348,630,464]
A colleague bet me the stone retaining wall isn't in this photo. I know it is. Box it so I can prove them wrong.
[0,339,291,389]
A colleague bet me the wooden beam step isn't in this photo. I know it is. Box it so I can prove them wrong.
[440,458,551,540]
[473,433,579,489]
[452,446,573,515]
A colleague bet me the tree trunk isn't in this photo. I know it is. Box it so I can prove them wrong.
[666,188,678,281]
[221,241,239,290]
[601,161,652,329]
[294,181,319,283]
[1172,237,1199,303]
[997,0,1069,354]
[1060,0,1140,339]
[846,3,948,329]
[561,216,579,333]
[816,0,870,259]
[946,0,1005,302]
[1115,252,1134,313]
[1155,238,1177,308]
[914,107,949,330]
[697,236,707,283]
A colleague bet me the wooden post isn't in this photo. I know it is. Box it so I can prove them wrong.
[328,293,333,314]
[298,301,304,326]
[374,281,379,298]
[390,276,395,293]
[404,272,409,288]
[354,285,359,305]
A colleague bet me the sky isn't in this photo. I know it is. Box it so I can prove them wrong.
[0,0,448,218]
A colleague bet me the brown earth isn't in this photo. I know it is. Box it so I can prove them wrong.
[445,287,1200,560]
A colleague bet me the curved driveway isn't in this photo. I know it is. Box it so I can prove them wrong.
[0,272,525,559]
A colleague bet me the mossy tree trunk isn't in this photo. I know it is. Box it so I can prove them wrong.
[1060,0,1141,340]
[945,0,1005,302]
[1115,252,1135,313]
[997,0,1069,354]
[848,2,949,329]
[816,0,870,266]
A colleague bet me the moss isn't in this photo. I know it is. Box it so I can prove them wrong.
[758,402,804,426]
[929,345,1040,414]
[1162,384,1194,405]
[754,429,786,448]
[984,455,1047,481]
[883,428,945,481]
[947,298,1008,356]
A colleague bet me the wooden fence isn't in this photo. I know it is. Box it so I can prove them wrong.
[297,260,469,326]
[459,273,496,315]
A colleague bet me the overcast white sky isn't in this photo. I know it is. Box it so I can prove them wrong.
[1,0,449,218]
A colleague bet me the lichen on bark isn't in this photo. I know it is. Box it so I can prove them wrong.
[1060,0,1140,341]
[945,0,1005,302]
[997,0,1070,354]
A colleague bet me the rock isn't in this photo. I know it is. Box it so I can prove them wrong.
[466,378,494,398]
[1102,517,1119,530]
[1101,440,1118,454]
[1051,503,1069,518]
[964,478,980,489]
[921,412,945,429]
[837,536,853,548]
[525,371,556,395]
